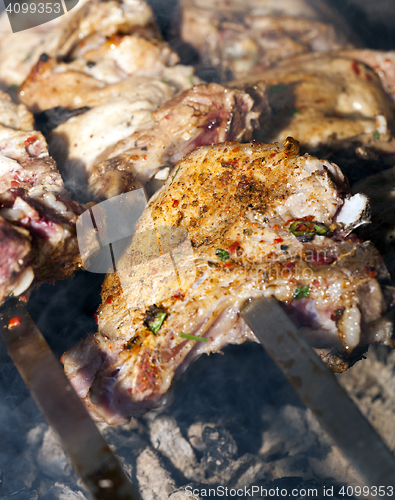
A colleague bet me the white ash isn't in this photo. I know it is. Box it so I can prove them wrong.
[45,483,87,500]
[136,447,177,500]
[149,415,203,482]
[37,428,72,479]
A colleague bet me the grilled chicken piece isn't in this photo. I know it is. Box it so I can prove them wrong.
[0,0,157,88]
[88,83,262,199]
[234,54,395,184]
[16,0,205,200]
[0,91,83,304]
[173,0,354,81]
[338,50,395,101]
[18,37,188,113]
[62,140,394,424]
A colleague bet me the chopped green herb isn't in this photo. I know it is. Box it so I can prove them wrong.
[9,84,18,92]
[292,108,302,115]
[179,333,208,342]
[289,220,330,241]
[293,285,310,300]
[226,113,234,134]
[162,77,169,83]
[216,248,230,262]
[171,165,181,184]
[374,131,380,140]
[269,83,288,93]
[144,305,167,334]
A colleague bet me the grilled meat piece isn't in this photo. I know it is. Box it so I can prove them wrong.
[16,0,202,200]
[0,0,157,87]
[89,83,262,198]
[63,140,394,424]
[0,91,83,304]
[18,37,187,113]
[338,50,395,101]
[234,54,395,184]
[173,0,354,81]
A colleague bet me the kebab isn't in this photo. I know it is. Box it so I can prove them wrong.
[63,139,395,425]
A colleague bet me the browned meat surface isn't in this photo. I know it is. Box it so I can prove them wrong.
[233,54,395,183]
[18,37,188,114]
[339,50,395,101]
[0,0,157,87]
[173,0,354,81]
[15,0,207,200]
[89,83,263,198]
[0,91,84,304]
[63,140,394,424]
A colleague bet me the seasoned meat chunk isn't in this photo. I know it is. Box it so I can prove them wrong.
[234,54,395,183]
[63,140,394,424]
[0,91,84,304]
[173,0,354,81]
[0,0,157,87]
[88,83,263,198]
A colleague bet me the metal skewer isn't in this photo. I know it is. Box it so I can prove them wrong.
[0,297,140,500]
[241,296,395,489]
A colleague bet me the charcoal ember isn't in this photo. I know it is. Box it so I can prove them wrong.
[338,345,395,453]
[260,405,321,459]
[101,419,149,464]
[37,428,72,479]
[136,447,177,500]
[260,405,362,486]
[149,415,203,481]
[200,425,238,477]
[232,458,269,489]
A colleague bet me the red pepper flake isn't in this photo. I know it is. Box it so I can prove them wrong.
[11,180,19,187]
[273,238,283,244]
[273,224,279,231]
[310,249,335,265]
[172,199,179,207]
[228,241,241,253]
[285,262,294,270]
[94,314,98,324]
[107,296,113,304]
[24,135,38,147]
[173,293,183,300]
[351,61,360,76]
[364,266,378,279]
[270,152,276,158]
[8,317,21,329]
